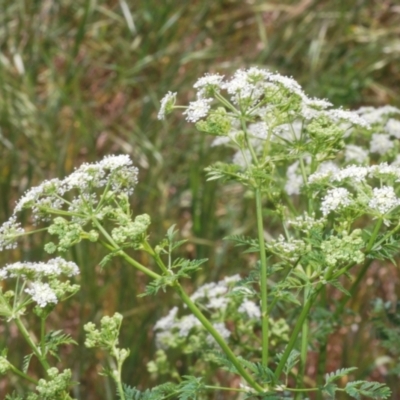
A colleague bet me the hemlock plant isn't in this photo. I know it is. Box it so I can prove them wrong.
[1,67,399,399]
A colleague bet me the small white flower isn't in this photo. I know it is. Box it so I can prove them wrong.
[285,161,303,195]
[356,105,400,124]
[0,216,24,251]
[177,315,201,337]
[222,274,241,284]
[386,118,400,138]
[25,282,58,307]
[344,145,369,164]
[370,133,394,155]
[321,188,352,216]
[153,307,178,331]
[206,322,231,345]
[158,91,176,120]
[193,73,224,97]
[183,98,213,122]
[308,162,339,184]
[368,186,400,214]
[369,163,400,180]
[223,68,268,105]
[325,109,370,128]
[207,296,229,310]
[211,136,231,147]
[238,300,261,319]
[268,73,304,98]
[1,258,79,280]
[332,165,369,183]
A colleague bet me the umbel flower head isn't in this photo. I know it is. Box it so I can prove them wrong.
[0,155,142,253]
[0,257,80,309]
[159,67,370,178]
[13,155,139,219]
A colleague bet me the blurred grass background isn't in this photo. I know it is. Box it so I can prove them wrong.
[0,0,400,398]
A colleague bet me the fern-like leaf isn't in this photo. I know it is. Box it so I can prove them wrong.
[345,381,391,400]
[22,353,33,374]
[325,367,358,385]
[177,376,205,400]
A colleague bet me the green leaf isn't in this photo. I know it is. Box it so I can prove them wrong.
[325,367,357,384]
[284,350,300,376]
[328,280,351,296]
[177,376,205,400]
[224,234,260,253]
[173,257,208,277]
[139,275,177,297]
[45,330,78,360]
[22,353,33,374]
[345,380,391,399]
[322,383,337,397]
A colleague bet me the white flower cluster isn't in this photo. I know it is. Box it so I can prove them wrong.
[355,105,400,124]
[153,274,261,349]
[344,144,369,164]
[12,155,138,220]
[320,188,352,216]
[25,282,58,308]
[370,133,394,155]
[285,161,304,195]
[287,213,326,232]
[157,91,176,120]
[310,163,400,185]
[160,68,370,136]
[353,106,400,156]
[0,216,24,251]
[268,235,308,262]
[311,163,400,217]
[0,257,80,308]
[368,186,400,214]
[0,257,79,280]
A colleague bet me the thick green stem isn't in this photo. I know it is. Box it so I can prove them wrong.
[175,284,264,393]
[255,188,269,367]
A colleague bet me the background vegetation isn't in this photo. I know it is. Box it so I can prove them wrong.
[0,0,399,398]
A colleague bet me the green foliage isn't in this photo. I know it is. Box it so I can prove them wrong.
[177,376,206,400]
[344,380,391,399]
[121,382,177,400]
[44,331,78,361]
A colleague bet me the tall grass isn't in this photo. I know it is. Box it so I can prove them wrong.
[0,0,399,398]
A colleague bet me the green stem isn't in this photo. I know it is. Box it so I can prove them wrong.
[92,219,161,280]
[40,316,46,360]
[141,242,264,392]
[255,188,269,367]
[115,359,126,400]
[274,289,318,379]
[14,316,51,373]
[315,287,327,400]
[142,240,169,275]
[175,284,264,393]
[8,362,38,384]
[297,288,309,391]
